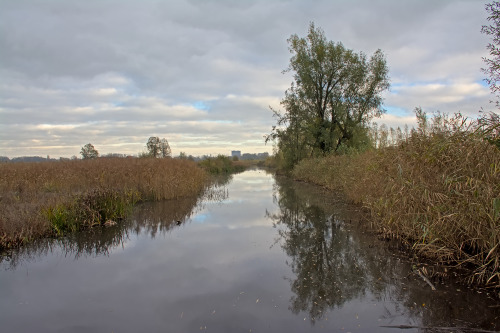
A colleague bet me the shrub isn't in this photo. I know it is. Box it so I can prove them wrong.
[198,155,245,174]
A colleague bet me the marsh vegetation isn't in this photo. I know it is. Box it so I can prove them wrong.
[1,170,498,332]
[0,157,208,250]
[291,112,500,287]
[266,20,500,289]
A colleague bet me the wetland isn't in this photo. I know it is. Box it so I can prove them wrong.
[1,169,498,332]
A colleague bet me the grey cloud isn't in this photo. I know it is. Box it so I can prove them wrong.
[0,0,496,157]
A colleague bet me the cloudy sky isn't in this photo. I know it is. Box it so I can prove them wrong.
[0,0,495,158]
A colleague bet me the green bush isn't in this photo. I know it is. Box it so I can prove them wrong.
[198,155,239,174]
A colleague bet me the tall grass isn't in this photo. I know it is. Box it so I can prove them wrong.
[292,112,500,287]
[0,158,208,250]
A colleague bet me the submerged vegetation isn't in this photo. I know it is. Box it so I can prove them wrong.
[0,158,208,250]
[291,111,500,287]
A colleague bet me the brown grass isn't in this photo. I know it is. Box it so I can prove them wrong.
[292,113,500,287]
[0,158,208,250]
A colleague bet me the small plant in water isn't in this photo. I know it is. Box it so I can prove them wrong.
[45,188,141,235]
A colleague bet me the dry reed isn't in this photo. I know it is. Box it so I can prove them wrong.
[0,158,208,250]
[293,113,500,287]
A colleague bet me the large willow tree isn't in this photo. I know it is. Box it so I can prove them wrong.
[268,23,390,168]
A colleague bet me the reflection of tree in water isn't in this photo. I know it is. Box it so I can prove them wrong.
[284,210,368,321]
[269,176,500,330]
[1,179,229,269]
[268,176,405,323]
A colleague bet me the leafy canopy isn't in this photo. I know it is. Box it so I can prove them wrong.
[146,136,171,158]
[267,23,390,169]
[80,143,99,159]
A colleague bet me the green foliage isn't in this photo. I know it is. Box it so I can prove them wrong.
[146,136,171,158]
[44,189,140,235]
[198,155,245,174]
[44,205,74,235]
[267,23,389,169]
[80,143,99,159]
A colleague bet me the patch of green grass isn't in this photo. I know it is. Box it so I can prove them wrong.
[44,188,141,235]
[44,204,74,235]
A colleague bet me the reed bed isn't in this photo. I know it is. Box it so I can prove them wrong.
[293,113,500,287]
[0,158,208,250]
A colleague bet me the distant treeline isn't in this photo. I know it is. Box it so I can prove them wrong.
[0,152,270,163]
[238,152,269,160]
[0,156,59,163]
[0,154,132,163]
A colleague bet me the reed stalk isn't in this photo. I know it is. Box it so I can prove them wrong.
[0,158,208,249]
[292,113,500,287]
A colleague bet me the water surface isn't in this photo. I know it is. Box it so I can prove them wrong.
[1,170,498,332]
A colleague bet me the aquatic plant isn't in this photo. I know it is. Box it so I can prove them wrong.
[44,188,140,235]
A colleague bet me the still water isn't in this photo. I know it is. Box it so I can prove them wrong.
[1,170,498,332]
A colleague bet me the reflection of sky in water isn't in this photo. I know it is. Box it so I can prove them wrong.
[192,213,209,224]
[0,169,498,332]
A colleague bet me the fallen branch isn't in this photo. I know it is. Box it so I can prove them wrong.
[416,268,437,291]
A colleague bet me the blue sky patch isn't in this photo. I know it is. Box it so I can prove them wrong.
[385,106,410,117]
[193,101,211,111]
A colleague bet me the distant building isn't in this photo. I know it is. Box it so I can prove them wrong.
[231,150,241,158]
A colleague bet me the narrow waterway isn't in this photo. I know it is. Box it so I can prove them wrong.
[0,170,498,332]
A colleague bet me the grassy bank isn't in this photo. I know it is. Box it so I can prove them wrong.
[0,158,208,250]
[292,113,500,287]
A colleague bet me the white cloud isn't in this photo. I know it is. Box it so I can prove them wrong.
[375,114,418,131]
[0,0,496,157]
[385,80,490,120]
